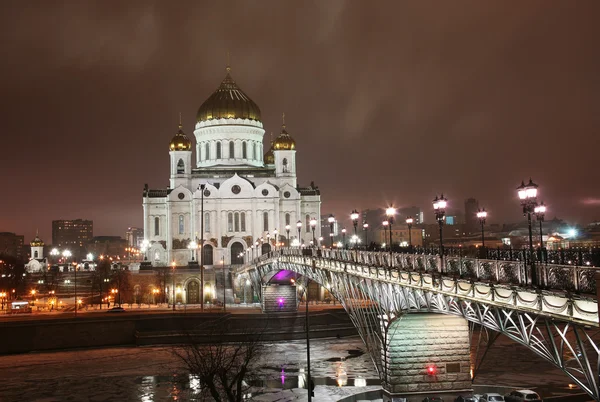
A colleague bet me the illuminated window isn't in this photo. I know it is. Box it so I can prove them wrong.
[154,217,159,236]
[234,212,240,232]
[204,212,210,233]
[263,212,269,232]
[216,142,222,159]
[229,141,235,158]
[240,212,246,231]
[242,142,247,158]
[228,212,233,232]
[179,215,184,234]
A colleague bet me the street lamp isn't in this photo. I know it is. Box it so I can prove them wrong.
[171,261,176,311]
[362,223,369,251]
[273,229,278,251]
[405,217,414,250]
[382,220,389,251]
[309,217,317,248]
[327,214,335,249]
[188,241,198,262]
[350,210,359,246]
[433,195,447,274]
[318,236,323,248]
[517,179,539,286]
[341,228,346,249]
[386,207,396,266]
[285,224,291,248]
[476,209,487,248]
[141,239,150,261]
[297,220,302,248]
[535,201,546,262]
[221,259,226,312]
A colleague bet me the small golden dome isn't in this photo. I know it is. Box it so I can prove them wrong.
[30,234,44,247]
[264,144,275,164]
[196,68,261,122]
[273,126,296,151]
[169,124,192,151]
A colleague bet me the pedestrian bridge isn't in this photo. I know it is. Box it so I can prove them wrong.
[235,248,600,400]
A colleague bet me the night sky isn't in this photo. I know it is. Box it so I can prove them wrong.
[2,1,599,242]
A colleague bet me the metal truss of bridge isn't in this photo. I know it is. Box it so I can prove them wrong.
[236,248,600,400]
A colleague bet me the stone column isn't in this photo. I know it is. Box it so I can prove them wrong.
[383,314,472,397]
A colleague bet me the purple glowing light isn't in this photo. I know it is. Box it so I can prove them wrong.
[278,298,284,306]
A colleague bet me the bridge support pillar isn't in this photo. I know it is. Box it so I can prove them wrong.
[383,314,472,398]
[261,284,298,313]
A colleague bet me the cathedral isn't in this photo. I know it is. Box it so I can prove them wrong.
[142,66,321,268]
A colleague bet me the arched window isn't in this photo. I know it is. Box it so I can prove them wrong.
[228,212,233,232]
[240,212,246,231]
[253,143,256,160]
[234,212,240,232]
[216,142,222,159]
[242,142,247,158]
[154,217,160,236]
[229,141,235,158]
[179,215,184,234]
[282,158,288,173]
[177,159,185,174]
[285,213,290,226]
[263,212,269,232]
[205,143,210,160]
[305,214,310,233]
[34,250,38,258]
[204,212,210,233]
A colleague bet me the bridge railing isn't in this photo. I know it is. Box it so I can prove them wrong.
[253,248,599,294]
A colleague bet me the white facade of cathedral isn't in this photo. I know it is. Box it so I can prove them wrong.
[142,68,321,267]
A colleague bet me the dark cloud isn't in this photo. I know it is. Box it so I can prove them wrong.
[1,0,599,241]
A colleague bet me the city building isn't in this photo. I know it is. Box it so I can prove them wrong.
[377,225,423,247]
[51,219,93,258]
[86,236,128,260]
[125,227,144,248]
[142,66,321,267]
[0,232,25,260]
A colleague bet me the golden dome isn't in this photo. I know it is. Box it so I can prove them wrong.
[169,123,192,151]
[264,143,275,164]
[273,126,296,151]
[30,233,44,247]
[196,68,261,122]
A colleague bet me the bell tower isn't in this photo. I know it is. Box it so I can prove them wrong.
[169,116,192,189]
[273,113,297,187]
[30,230,44,260]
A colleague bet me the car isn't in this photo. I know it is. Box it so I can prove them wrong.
[455,396,478,402]
[505,390,542,402]
[480,394,505,402]
[422,398,444,402]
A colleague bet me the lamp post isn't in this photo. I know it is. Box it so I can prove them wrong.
[327,214,335,249]
[50,248,59,269]
[171,261,176,311]
[433,195,447,274]
[285,224,291,248]
[297,220,302,248]
[477,209,487,248]
[62,250,74,313]
[309,217,317,248]
[517,179,539,286]
[351,210,359,249]
[221,259,226,312]
[363,223,369,250]
[199,183,206,312]
[386,207,396,266]
[535,201,546,263]
[141,239,150,261]
[382,220,389,251]
[273,229,278,251]
[341,228,346,249]
[406,217,414,250]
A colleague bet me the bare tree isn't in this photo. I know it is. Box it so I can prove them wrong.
[173,321,265,402]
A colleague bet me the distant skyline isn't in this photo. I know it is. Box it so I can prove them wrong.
[2,1,599,242]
